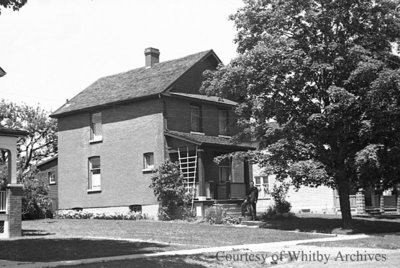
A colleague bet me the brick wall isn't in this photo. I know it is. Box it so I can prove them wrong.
[164,97,238,136]
[57,98,164,209]
[6,184,23,237]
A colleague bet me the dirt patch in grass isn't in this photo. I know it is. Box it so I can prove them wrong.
[260,214,400,234]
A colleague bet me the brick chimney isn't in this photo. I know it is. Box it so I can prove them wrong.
[144,47,160,68]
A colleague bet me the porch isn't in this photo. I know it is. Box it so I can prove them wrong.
[164,130,255,216]
[0,127,27,239]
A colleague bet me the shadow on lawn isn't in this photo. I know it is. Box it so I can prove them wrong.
[62,254,217,268]
[0,238,168,262]
[261,216,400,234]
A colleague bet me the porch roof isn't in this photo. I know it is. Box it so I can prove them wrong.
[164,130,256,150]
[0,126,28,137]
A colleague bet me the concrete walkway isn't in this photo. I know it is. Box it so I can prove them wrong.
[0,234,375,267]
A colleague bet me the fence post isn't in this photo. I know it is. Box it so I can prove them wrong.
[355,188,365,215]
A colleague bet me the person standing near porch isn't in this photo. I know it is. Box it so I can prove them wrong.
[241,181,259,220]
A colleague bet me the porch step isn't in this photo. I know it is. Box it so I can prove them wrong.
[213,203,242,216]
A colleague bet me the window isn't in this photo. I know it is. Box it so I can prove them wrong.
[90,112,102,141]
[231,156,244,183]
[218,158,231,183]
[48,171,56,185]
[254,176,269,190]
[143,152,154,170]
[218,109,229,135]
[190,105,202,132]
[88,157,101,191]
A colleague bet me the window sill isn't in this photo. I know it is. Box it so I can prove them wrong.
[218,135,231,139]
[87,189,101,193]
[142,168,155,173]
[49,182,56,185]
[190,131,205,135]
[89,138,103,144]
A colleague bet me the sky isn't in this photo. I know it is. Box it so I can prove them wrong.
[0,0,244,112]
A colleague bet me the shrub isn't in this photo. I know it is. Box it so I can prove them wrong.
[204,206,226,224]
[204,206,240,225]
[270,183,292,214]
[149,161,192,220]
[20,168,52,220]
[262,183,293,220]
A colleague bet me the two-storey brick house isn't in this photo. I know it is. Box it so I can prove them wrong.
[51,48,255,217]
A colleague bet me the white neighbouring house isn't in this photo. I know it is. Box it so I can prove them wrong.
[252,165,337,215]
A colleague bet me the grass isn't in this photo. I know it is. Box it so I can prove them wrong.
[23,219,326,247]
[60,253,274,268]
[0,239,168,262]
[301,234,400,250]
[1,215,397,265]
[260,214,400,234]
[0,218,330,263]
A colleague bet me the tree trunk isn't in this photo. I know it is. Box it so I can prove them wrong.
[337,176,353,229]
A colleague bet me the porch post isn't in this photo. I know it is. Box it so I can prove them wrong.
[197,149,206,199]
[244,158,250,195]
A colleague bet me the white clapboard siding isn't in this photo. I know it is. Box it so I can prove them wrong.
[287,186,336,214]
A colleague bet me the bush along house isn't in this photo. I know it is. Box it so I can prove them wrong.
[50,48,255,218]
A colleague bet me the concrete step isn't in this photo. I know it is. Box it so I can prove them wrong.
[240,220,263,227]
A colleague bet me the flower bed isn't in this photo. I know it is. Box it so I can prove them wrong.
[55,210,148,220]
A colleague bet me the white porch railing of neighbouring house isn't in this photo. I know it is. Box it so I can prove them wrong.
[0,191,6,212]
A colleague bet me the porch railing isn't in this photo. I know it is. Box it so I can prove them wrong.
[0,190,6,212]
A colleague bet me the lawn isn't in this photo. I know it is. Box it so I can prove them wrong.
[23,219,326,247]
[0,219,329,263]
[260,214,400,234]
[2,215,398,265]
[300,234,400,250]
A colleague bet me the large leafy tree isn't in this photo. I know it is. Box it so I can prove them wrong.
[0,0,27,14]
[0,100,57,172]
[201,0,400,228]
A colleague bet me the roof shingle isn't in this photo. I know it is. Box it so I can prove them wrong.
[51,50,214,117]
[165,129,255,150]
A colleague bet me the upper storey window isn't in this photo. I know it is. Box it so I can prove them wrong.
[218,109,229,135]
[190,105,202,132]
[90,112,102,142]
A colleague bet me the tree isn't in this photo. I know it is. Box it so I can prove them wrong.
[201,0,400,228]
[0,100,56,219]
[0,0,27,14]
[0,99,57,173]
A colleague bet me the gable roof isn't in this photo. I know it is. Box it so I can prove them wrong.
[51,50,219,118]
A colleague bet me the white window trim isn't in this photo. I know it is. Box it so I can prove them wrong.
[90,112,103,143]
[143,152,155,171]
[48,171,56,185]
[88,157,101,192]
